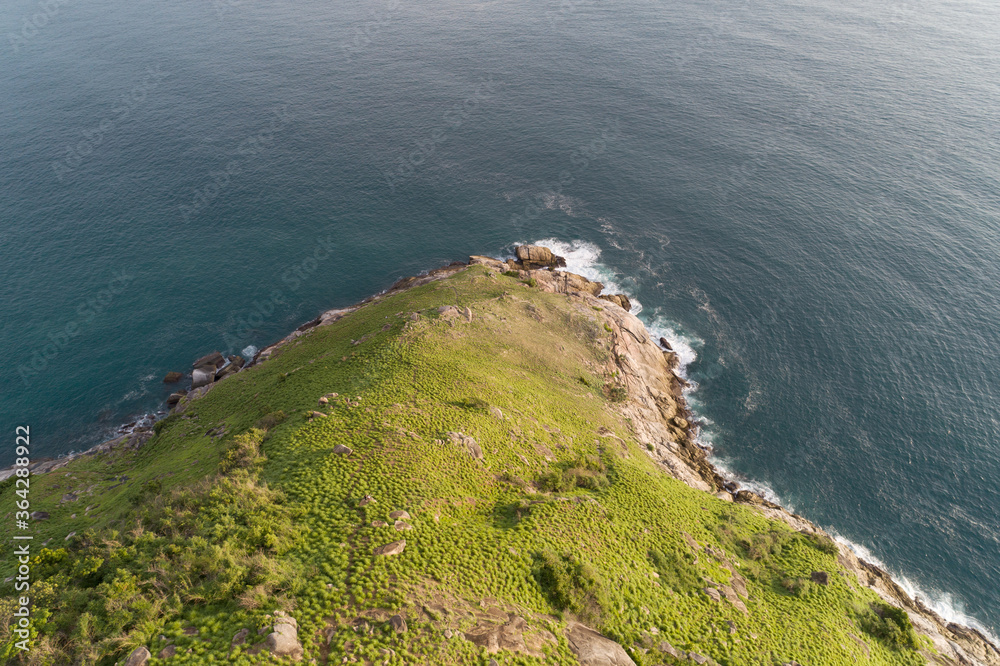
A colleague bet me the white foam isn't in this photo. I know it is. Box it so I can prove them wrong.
[242,344,259,359]
[831,532,1000,644]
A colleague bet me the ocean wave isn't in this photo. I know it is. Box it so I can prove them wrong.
[524,238,998,644]
[831,532,1000,645]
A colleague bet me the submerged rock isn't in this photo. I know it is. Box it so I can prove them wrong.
[162,371,183,383]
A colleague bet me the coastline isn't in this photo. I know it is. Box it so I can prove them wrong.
[6,248,999,665]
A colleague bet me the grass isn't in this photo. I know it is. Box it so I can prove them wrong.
[0,266,928,665]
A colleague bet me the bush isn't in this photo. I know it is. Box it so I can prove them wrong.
[255,410,286,431]
[532,551,608,621]
[801,531,839,556]
[779,576,815,597]
[859,602,919,650]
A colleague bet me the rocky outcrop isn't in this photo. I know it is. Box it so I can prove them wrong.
[599,293,632,311]
[514,244,566,269]
[447,431,483,459]
[262,610,303,661]
[566,623,636,666]
[123,646,150,666]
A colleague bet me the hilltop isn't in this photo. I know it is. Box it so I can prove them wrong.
[2,247,998,666]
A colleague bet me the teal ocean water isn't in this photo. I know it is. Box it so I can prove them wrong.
[2,0,999,638]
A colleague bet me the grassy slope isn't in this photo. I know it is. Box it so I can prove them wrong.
[1,266,928,665]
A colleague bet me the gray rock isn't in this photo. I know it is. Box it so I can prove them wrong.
[689,652,710,664]
[232,628,250,645]
[704,587,721,602]
[265,610,303,660]
[158,645,176,658]
[191,366,215,389]
[123,646,150,666]
[192,351,224,369]
[389,510,410,519]
[333,444,353,455]
[394,520,413,531]
[166,391,186,406]
[659,641,686,659]
[389,614,408,633]
[566,622,636,665]
[374,539,406,556]
[30,511,49,520]
[446,431,483,459]
[810,571,829,585]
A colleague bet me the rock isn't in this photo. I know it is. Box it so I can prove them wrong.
[166,391,186,406]
[394,520,413,531]
[374,539,406,556]
[704,587,722,602]
[734,490,764,505]
[389,614,408,633]
[30,511,49,520]
[490,406,504,420]
[372,520,387,527]
[389,510,410,519]
[689,652,710,664]
[64,532,76,541]
[515,244,565,269]
[599,294,632,310]
[566,623,636,665]
[318,397,329,405]
[163,371,183,383]
[310,411,326,419]
[726,620,737,634]
[719,585,748,613]
[659,337,673,351]
[333,444,353,455]
[461,306,474,322]
[359,495,375,506]
[489,660,500,666]
[672,416,689,429]
[446,431,483,459]
[324,392,339,398]
[660,641,686,660]
[810,571,829,585]
[265,610,303,660]
[714,492,733,502]
[228,355,245,368]
[215,363,240,381]
[123,646,151,666]
[158,645,176,658]
[232,628,250,645]
[192,351,224,370]
[191,366,215,389]
[464,615,530,654]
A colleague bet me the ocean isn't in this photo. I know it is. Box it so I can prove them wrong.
[2,0,998,639]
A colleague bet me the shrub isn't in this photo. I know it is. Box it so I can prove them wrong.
[531,551,608,621]
[801,531,839,556]
[255,410,286,431]
[859,602,919,650]
[779,576,815,597]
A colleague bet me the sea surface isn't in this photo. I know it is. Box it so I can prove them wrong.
[2,0,999,639]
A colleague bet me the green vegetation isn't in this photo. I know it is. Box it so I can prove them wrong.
[0,266,930,665]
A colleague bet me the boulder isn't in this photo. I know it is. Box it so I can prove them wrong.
[162,371,183,383]
[515,245,565,269]
[30,511,50,520]
[660,641,686,660]
[158,645,176,658]
[689,652,710,664]
[372,520,387,527]
[566,623,636,665]
[389,614,408,634]
[359,495,375,507]
[389,510,410,519]
[447,431,483,459]
[166,391,186,406]
[264,610,303,661]
[464,615,529,654]
[374,540,406,556]
[599,294,632,310]
[123,646,151,666]
[232,628,250,646]
[228,355,246,368]
[333,444,353,455]
[310,411,326,419]
[215,363,240,381]
[659,337,673,351]
[704,587,722,602]
[810,571,829,585]
[192,351,224,370]
[394,520,413,531]
[318,397,329,405]
[191,366,215,389]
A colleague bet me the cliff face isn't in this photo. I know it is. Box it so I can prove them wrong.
[1,249,996,666]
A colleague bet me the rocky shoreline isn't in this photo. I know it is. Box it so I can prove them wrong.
[6,245,999,665]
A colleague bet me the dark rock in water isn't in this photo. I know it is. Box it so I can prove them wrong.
[514,245,565,269]
[659,337,673,351]
[228,355,245,368]
[811,571,830,585]
[163,371,184,383]
[297,317,321,332]
[599,294,632,310]
[191,366,216,389]
[192,351,224,370]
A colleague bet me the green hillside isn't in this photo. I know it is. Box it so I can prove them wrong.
[0,262,946,665]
